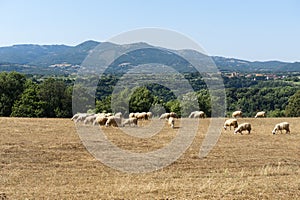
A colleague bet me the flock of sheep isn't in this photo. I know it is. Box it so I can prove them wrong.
[71,110,291,135]
[224,111,290,135]
[71,111,180,128]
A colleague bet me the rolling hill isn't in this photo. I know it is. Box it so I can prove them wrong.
[0,40,299,74]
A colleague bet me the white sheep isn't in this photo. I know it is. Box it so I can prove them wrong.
[234,123,251,134]
[223,119,238,130]
[159,112,178,119]
[105,116,122,127]
[170,112,178,118]
[189,111,205,118]
[71,113,81,121]
[168,117,175,128]
[255,111,266,118]
[75,113,92,123]
[121,118,138,127]
[135,112,148,120]
[232,110,243,118]
[84,114,97,125]
[272,122,290,134]
[129,113,135,118]
[159,113,170,119]
[93,114,108,126]
[146,112,153,119]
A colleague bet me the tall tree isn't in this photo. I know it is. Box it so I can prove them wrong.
[129,87,154,113]
[0,72,26,116]
[39,78,71,117]
[285,90,300,117]
[11,80,46,117]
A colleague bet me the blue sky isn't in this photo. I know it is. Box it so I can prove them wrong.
[0,0,299,62]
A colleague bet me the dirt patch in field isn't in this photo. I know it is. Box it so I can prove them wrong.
[1,117,300,199]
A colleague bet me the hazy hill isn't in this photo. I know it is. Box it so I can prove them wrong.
[0,40,299,74]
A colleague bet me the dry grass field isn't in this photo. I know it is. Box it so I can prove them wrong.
[1,117,300,199]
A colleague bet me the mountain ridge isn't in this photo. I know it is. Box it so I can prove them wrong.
[0,40,299,74]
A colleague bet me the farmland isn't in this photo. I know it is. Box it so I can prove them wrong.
[1,117,300,199]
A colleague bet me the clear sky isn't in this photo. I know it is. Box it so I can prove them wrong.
[0,0,299,62]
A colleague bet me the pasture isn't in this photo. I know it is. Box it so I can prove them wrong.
[1,117,300,199]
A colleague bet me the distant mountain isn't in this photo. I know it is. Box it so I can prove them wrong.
[0,40,100,66]
[211,56,297,72]
[0,40,299,74]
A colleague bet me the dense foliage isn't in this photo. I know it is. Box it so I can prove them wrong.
[0,71,299,118]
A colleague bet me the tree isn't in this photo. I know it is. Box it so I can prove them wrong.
[55,85,73,118]
[72,84,95,114]
[285,90,300,117]
[11,80,46,117]
[111,88,131,116]
[95,95,112,114]
[165,99,181,116]
[129,87,154,113]
[39,78,72,117]
[0,72,26,116]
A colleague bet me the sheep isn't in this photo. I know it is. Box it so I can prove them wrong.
[93,114,108,126]
[134,112,148,120]
[121,118,138,127]
[84,114,97,125]
[71,113,81,121]
[189,111,205,118]
[169,112,178,118]
[159,112,178,119]
[105,116,122,127]
[146,112,153,119]
[272,122,290,134]
[168,117,175,128]
[232,110,243,118]
[255,111,266,118]
[223,119,238,130]
[129,113,135,118]
[159,113,170,119]
[75,113,91,123]
[234,123,251,134]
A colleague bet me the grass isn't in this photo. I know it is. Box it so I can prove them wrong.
[0,117,300,199]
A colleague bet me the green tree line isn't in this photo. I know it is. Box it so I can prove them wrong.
[0,71,299,118]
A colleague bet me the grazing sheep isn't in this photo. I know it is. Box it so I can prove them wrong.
[169,112,178,119]
[232,111,243,118]
[93,114,108,126]
[146,112,153,119]
[121,118,138,127]
[71,113,81,121]
[105,116,122,127]
[135,112,148,120]
[168,117,175,128]
[84,114,97,125]
[255,111,266,118]
[129,113,135,118]
[272,122,290,134]
[234,123,251,134]
[159,113,170,119]
[75,113,92,123]
[159,112,178,119]
[189,111,205,118]
[223,119,238,130]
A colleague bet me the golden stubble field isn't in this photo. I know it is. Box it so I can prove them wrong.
[0,117,300,199]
